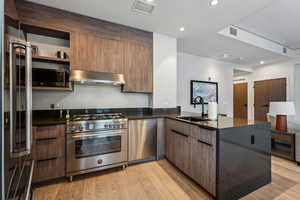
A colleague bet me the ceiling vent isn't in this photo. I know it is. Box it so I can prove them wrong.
[229,27,238,36]
[132,0,156,15]
[283,47,287,54]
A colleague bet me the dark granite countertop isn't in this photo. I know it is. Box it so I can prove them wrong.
[32,113,177,126]
[126,113,179,120]
[33,111,267,130]
[168,114,268,130]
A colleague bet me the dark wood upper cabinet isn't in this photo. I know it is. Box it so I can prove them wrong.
[123,41,153,93]
[71,32,123,74]
[5,0,19,21]
[16,0,153,93]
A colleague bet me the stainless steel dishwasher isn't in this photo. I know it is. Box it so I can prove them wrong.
[128,119,157,163]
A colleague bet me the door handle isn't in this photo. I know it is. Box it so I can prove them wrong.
[171,129,188,138]
[251,135,255,145]
[9,40,32,158]
[197,139,212,147]
[37,157,57,163]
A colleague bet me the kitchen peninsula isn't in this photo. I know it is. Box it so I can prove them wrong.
[32,108,271,200]
[165,115,271,200]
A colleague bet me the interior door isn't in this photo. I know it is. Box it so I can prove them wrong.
[268,78,286,102]
[234,83,248,119]
[254,78,286,121]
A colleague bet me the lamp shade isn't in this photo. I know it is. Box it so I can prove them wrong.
[269,101,296,116]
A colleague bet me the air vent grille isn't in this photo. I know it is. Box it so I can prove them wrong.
[283,47,287,54]
[230,27,237,36]
[132,0,156,15]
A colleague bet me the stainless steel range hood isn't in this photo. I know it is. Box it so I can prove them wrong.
[70,70,125,85]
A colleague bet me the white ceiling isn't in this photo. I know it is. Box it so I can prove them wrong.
[29,0,295,66]
[238,0,300,50]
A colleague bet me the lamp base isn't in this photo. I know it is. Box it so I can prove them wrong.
[276,115,287,132]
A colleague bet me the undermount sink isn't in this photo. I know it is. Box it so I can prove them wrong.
[176,116,211,122]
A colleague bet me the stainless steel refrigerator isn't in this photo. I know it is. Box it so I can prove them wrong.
[1,1,34,199]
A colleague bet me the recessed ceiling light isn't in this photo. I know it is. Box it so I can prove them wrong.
[210,0,219,6]
[260,61,265,65]
[180,27,185,32]
[146,0,154,2]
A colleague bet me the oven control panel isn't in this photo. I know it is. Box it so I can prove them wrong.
[67,119,128,133]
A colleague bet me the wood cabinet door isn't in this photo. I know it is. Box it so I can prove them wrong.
[32,125,66,183]
[5,0,19,20]
[70,32,88,71]
[190,137,216,196]
[171,129,190,174]
[70,32,123,73]
[96,36,123,74]
[123,41,153,93]
[165,126,175,163]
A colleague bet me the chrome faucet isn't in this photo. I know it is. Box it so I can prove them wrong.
[193,96,205,117]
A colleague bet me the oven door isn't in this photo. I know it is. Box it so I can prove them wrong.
[66,130,128,175]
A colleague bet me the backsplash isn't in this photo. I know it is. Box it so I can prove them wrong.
[32,84,150,110]
[32,107,181,121]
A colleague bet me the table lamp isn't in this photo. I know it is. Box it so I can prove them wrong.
[269,102,296,132]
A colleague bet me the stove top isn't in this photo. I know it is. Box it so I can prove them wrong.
[70,113,125,121]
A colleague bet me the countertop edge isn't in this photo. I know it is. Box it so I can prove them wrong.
[33,114,268,131]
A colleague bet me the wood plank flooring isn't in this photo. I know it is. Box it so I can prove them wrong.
[34,157,300,200]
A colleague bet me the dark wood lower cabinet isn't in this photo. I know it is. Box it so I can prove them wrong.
[33,157,65,183]
[172,130,190,175]
[190,137,216,196]
[32,125,66,183]
[271,129,295,161]
[165,119,216,197]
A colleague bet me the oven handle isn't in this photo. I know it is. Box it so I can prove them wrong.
[71,130,127,140]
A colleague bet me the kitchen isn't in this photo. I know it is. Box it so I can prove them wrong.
[1,0,300,200]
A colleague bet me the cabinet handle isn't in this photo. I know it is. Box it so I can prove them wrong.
[36,137,57,142]
[171,129,188,137]
[197,139,212,147]
[37,157,57,163]
[251,135,255,145]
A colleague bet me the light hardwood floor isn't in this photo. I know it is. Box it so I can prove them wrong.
[34,157,300,200]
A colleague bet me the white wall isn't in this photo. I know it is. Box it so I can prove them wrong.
[177,53,235,116]
[33,85,149,110]
[234,58,300,122]
[152,33,177,108]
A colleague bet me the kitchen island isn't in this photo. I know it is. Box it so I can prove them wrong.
[165,115,271,200]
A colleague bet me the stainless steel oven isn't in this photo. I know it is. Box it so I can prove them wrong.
[66,114,128,181]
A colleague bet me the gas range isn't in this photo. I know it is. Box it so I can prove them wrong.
[66,113,128,134]
[66,113,128,180]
